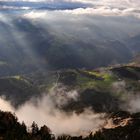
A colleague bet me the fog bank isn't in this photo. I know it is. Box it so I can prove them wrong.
[0,86,105,136]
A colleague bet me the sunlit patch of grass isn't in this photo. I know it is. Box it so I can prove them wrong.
[76,70,117,92]
[103,73,117,82]
[0,61,7,66]
[84,70,102,77]
[12,75,21,80]
[5,75,32,86]
[76,75,96,90]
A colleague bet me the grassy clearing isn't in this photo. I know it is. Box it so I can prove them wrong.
[76,70,117,91]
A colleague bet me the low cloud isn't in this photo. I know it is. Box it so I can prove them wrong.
[112,81,140,113]
[23,6,140,19]
[122,94,140,113]
[0,86,106,136]
[0,5,31,10]
[58,7,140,17]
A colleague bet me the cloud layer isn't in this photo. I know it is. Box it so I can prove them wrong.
[0,0,140,18]
[1,0,140,8]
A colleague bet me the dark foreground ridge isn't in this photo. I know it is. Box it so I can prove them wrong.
[0,110,140,140]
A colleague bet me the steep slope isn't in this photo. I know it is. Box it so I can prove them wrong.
[0,17,134,71]
[0,76,39,106]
